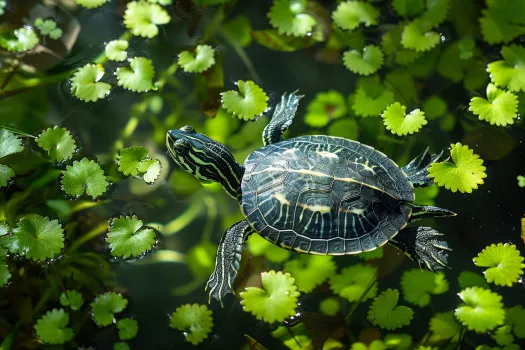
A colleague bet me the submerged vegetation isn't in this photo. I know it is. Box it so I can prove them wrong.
[0,0,524,349]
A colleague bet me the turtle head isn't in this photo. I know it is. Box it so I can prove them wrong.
[166,125,243,198]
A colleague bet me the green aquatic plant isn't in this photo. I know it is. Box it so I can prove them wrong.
[469,83,518,126]
[332,1,379,31]
[70,64,112,102]
[105,40,129,62]
[75,0,107,8]
[36,127,77,163]
[381,102,427,136]
[0,129,24,187]
[304,90,347,127]
[240,270,300,323]
[59,290,85,311]
[455,287,505,333]
[106,216,157,259]
[34,309,74,345]
[283,255,337,292]
[116,57,157,92]
[178,45,216,73]
[352,76,394,117]
[473,243,525,287]
[117,146,161,184]
[401,269,448,307]
[343,45,384,75]
[367,289,413,330]
[428,142,487,193]
[268,0,317,37]
[123,1,171,38]
[170,304,213,345]
[0,27,39,52]
[518,175,525,187]
[116,318,139,340]
[329,263,378,302]
[91,292,128,327]
[221,80,269,120]
[61,158,109,199]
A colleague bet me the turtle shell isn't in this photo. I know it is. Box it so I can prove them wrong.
[240,135,413,255]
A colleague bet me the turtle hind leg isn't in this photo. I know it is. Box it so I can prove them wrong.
[401,148,443,187]
[408,204,456,223]
[388,227,452,271]
[262,91,304,145]
[206,220,254,307]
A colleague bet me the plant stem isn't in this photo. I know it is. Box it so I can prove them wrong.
[68,222,109,253]
[149,197,203,236]
[345,277,377,323]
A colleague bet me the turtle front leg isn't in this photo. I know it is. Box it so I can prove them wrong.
[206,220,254,306]
[262,91,303,145]
[401,148,443,187]
[388,227,452,271]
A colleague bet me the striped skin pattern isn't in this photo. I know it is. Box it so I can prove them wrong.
[241,135,414,255]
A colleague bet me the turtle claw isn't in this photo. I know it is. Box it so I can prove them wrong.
[402,148,443,187]
[205,269,234,308]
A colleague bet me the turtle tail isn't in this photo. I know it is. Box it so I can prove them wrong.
[402,148,443,187]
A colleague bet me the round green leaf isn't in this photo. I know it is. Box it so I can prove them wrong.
[332,1,379,31]
[455,287,505,333]
[117,318,139,340]
[36,127,77,163]
[106,215,156,259]
[473,243,525,287]
[0,129,24,159]
[221,80,269,120]
[268,0,317,37]
[59,290,84,311]
[469,83,518,126]
[429,311,461,342]
[116,57,156,93]
[34,309,73,345]
[91,292,128,326]
[401,20,440,52]
[70,64,112,102]
[304,90,347,127]
[61,158,109,199]
[381,102,427,136]
[105,40,129,62]
[0,165,14,188]
[7,214,64,262]
[393,0,424,17]
[343,45,384,76]
[178,45,216,73]
[123,1,171,38]
[170,304,213,345]
[367,289,413,330]
[487,44,525,92]
[401,269,448,307]
[117,146,148,176]
[137,158,161,184]
[329,264,377,302]
[283,255,336,293]
[0,27,39,52]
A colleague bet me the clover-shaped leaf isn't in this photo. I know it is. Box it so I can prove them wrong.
[401,269,448,307]
[36,127,77,163]
[487,45,525,93]
[137,158,161,184]
[240,270,300,323]
[70,63,112,102]
[221,80,269,121]
[34,18,63,39]
[116,57,156,93]
[117,146,148,176]
[381,102,427,136]
[117,318,139,340]
[61,158,109,199]
[401,20,440,52]
[493,325,515,346]
[106,216,156,259]
[246,234,290,263]
[34,309,74,345]
[343,45,384,76]
[480,2,525,45]
[0,27,39,52]
[75,0,107,8]
[59,290,84,311]
[170,304,213,345]
[178,45,216,73]
[455,287,505,333]
[91,292,128,326]
[428,142,486,193]
[507,305,525,339]
[105,40,129,62]
[332,1,379,31]
[367,289,413,330]
[0,129,24,159]
[429,311,461,342]
[123,1,171,38]
[473,243,525,287]
[268,0,317,37]
[457,271,489,289]
[329,264,377,302]
[352,76,394,117]
[283,255,336,293]
[0,165,15,188]
[304,90,347,127]
[469,83,518,126]
[6,214,64,261]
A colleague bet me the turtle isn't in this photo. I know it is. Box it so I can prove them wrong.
[166,92,455,306]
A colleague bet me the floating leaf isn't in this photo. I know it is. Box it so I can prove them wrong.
[283,255,337,293]
[393,0,424,17]
[137,158,161,184]
[473,243,525,287]
[420,0,450,29]
[428,143,486,193]
[0,27,39,52]
[487,44,525,93]
[401,269,448,307]
[381,102,427,136]
[469,84,518,126]
[123,1,171,38]
[429,311,461,342]
[75,0,107,8]
[105,40,129,62]
[34,309,74,345]
[0,165,14,188]
[455,287,505,333]
[458,38,475,60]
[117,146,148,176]
[34,18,63,39]
[332,1,379,31]
[401,20,440,52]
[36,127,77,163]
[240,270,300,323]
[6,214,64,261]
[507,305,525,339]
[0,129,24,159]
[329,264,377,302]
[352,76,395,117]
[367,289,413,330]
[91,292,128,326]
[343,45,384,76]
[178,45,216,73]
[493,325,515,346]
[170,304,213,345]
[457,271,489,289]
[423,96,447,119]
[319,297,340,316]
[221,80,268,120]
[304,90,347,127]
[106,216,156,259]
[59,290,84,311]
[268,0,316,37]
[328,119,358,140]
[480,1,525,44]
[70,64,112,102]
[223,15,252,47]
[116,57,156,93]
[117,318,139,340]
[61,158,109,199]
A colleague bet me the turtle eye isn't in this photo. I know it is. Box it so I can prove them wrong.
[174,139,190,154]
[180,125,195,133]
